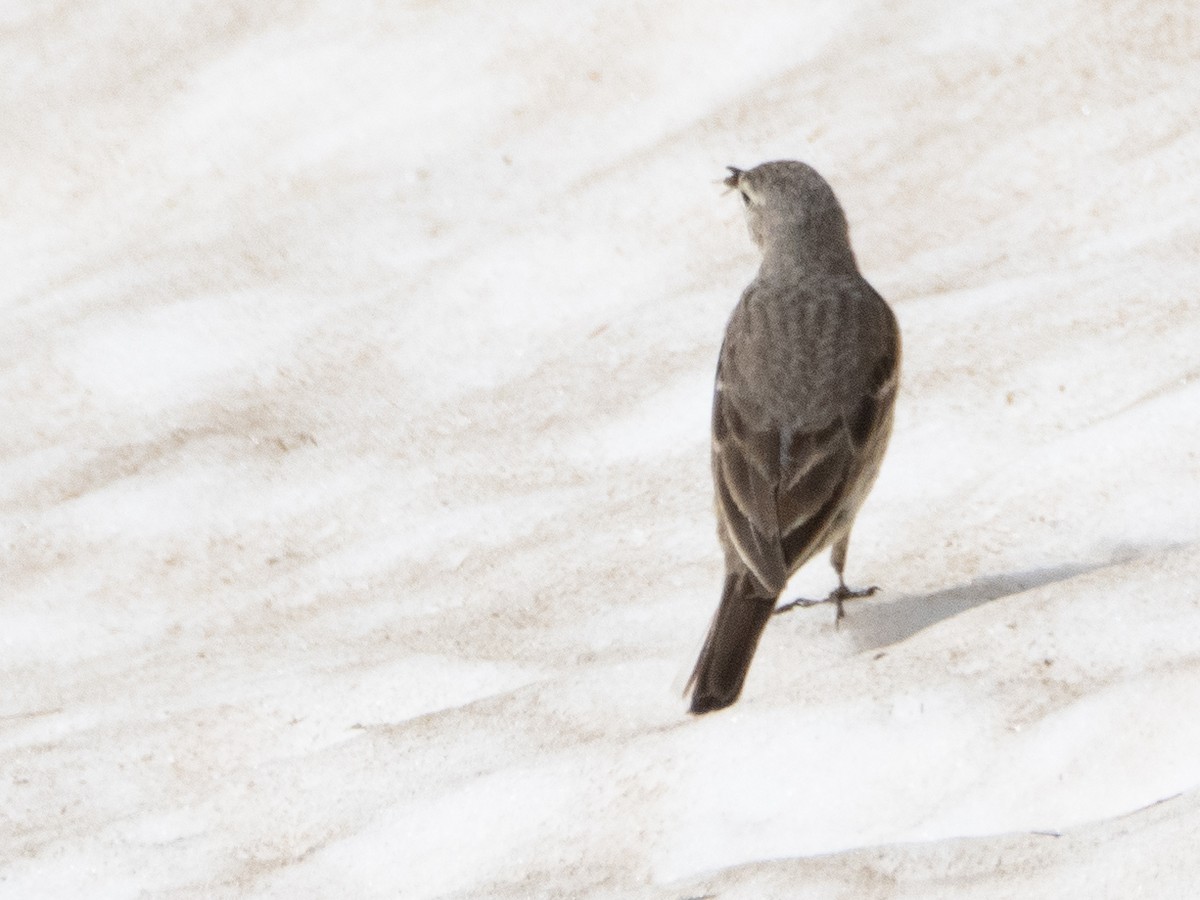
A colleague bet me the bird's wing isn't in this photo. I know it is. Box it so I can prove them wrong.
[712,384,789,594]
[775,418,854,570]
[777,334,899,570]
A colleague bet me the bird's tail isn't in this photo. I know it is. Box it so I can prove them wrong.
[686,572,775,714]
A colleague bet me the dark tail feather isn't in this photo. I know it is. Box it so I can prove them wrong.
[686,572,775,714]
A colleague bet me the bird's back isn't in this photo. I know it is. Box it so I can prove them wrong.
[717,272,897,436]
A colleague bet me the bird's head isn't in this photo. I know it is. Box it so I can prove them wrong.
[723,160,852,264]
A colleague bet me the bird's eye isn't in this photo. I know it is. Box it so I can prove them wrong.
[740,191,750,206]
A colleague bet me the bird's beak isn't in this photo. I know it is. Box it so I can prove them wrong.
[723,166,744,189]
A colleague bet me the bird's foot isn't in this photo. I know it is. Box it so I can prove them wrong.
[774,584,879,622]
[829,583,878,624]
[773,596,824,615]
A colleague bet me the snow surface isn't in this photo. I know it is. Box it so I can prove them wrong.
[3,1,1200,897]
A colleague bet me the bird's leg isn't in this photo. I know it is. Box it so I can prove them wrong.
[829,535,876,624]
[773,538,878,620]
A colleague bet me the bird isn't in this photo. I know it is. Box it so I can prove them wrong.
[686,160,901,715]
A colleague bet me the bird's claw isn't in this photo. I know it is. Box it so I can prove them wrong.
[773,597,822,615]
[773,584,879,620]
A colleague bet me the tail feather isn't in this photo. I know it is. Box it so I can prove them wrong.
[686,573,776,714]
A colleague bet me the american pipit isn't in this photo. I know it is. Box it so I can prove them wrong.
[687,161,901,714]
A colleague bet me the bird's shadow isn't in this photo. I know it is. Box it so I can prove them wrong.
[845,547,1152,653]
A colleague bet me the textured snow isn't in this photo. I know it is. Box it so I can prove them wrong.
[3,1,1200,897]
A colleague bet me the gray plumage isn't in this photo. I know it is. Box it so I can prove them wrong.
[687,160,901,715]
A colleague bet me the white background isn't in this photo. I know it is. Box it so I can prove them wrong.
[3,1,1199,896]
